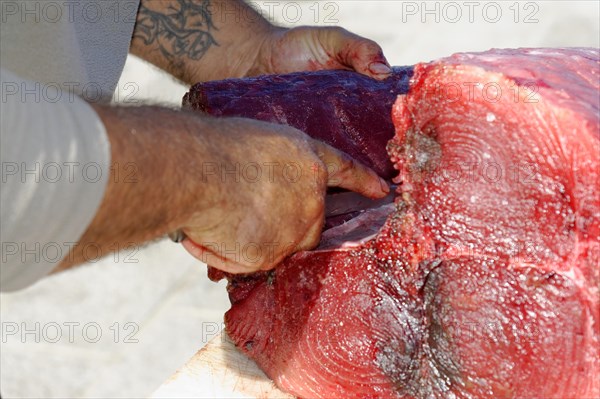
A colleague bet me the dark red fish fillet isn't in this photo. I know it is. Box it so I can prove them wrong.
[187,48,600,398]
[183,67,413,179]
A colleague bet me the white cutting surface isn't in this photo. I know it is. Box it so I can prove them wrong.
[151,334,292,399]
[1,2,598,398]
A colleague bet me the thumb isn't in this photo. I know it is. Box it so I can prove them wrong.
[321,27,392,80]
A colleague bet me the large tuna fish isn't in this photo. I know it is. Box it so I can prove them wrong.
[185,48,599,398]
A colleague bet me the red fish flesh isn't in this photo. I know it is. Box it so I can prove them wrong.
[187,48,600,398]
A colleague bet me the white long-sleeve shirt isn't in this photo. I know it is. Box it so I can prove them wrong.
[1,0,140,291]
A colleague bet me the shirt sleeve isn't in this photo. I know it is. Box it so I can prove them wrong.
[1,68,111,292]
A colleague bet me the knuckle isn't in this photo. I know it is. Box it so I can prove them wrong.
[338,152,356,174]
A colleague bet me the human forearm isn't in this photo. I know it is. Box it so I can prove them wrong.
[55,107,388,274]
[130,0,392,84]
[130,0,273,84]
[54,105,225,270]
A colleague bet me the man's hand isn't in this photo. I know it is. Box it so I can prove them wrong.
[53,109,388,274]
[179,118,389,273]
[130,0,391,83]
[249,26,392,80]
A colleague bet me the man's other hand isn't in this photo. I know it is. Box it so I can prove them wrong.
[250,26,392,80]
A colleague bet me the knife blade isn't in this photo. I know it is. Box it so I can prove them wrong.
[168,186,398,243]
[325,186,397,218]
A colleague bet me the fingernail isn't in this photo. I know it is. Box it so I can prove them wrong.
[380,177,390,193]
[369,62,392,75]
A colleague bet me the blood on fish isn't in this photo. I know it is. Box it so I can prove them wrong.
[189,47,599,399]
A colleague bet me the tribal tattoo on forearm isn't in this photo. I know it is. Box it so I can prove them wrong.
[134,0,218,63]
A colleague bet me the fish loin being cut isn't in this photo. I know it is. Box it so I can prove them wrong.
[187,48,600,398]
[183,67,413,179]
